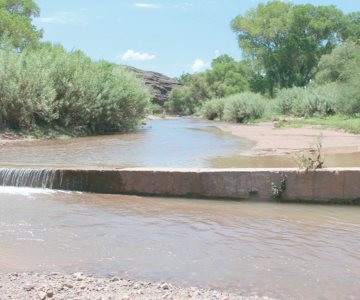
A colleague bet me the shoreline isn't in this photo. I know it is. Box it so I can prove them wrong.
[217,121,360,157]
[2,118,360,159]
[0,272,272,300]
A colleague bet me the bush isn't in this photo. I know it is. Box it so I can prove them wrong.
[0,49,57,129]
[336,79,360,116]
[275,84,337,117]
[201,98,226,120]
[223,92,267,123]
[275,87,305,115]
[0,45,151,134]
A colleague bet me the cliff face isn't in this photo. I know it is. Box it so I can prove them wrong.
[126,66,182,106]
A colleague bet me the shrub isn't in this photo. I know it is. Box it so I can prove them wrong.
[0,49,57,129]
[201,98,226,120]
[336,79,360,116]
[275,87,305,115]
[275,84,337,117]
[0,45,151,134]
[223,92,267,123]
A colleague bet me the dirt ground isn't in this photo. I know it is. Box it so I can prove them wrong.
[218,122,360,156]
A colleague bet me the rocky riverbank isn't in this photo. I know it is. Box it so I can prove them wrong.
[0,272,273,300]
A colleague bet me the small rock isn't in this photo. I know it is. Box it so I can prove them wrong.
[23,284,35,291]
[161,283,171,290]
[63,282,73,289]
[38,291,47,300]
[133,283,140,289]
[110,277,119,282]
[46,290,54,298]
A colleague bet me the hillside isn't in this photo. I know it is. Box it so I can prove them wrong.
[126,66,182,106]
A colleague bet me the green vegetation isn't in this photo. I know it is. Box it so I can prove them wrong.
[294,134,324,170]
[0,45,150,135]
[0,0,42,49]
[166,55,253,115]
[271,175,287,200]
[274,116,360,134]
[2,0,360,136]
[231,1,356,96]
[202,93,268,123]
[0,0,150,136]
[165,1,360,134]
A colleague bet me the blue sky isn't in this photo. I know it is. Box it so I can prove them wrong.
[33,0,360,78]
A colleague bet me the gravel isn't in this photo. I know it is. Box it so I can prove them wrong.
[0,272,275,300]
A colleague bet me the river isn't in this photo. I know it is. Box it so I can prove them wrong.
[0,187,359,299]
[0,118,359,299]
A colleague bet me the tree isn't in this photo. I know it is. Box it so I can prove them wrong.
[231,1,355,96]
[316,41,360,115]
[0,0,42,49]
[316,41,360,84]
[205,54,249,97]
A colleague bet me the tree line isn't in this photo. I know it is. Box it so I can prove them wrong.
[166,0,360,125]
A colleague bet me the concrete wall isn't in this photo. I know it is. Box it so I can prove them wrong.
[30,167,360,203]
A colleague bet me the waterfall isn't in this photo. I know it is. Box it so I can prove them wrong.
[0,168,58,189]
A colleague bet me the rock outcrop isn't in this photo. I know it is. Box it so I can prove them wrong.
[126,66,182,106]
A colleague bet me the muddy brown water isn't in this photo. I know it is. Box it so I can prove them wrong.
[0,119,250,168]
[1,118,360,299]
[0,118,359,168]
[0,187,359,299]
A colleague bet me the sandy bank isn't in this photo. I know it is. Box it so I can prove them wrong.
[0,272,272,300]
[218,122,360,156]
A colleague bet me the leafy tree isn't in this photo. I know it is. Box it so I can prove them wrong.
[231,1,355,96]
[205,54,249,97]
[316,41,360,84]
[316,41,360,115]
[165,87,195,115]
[341,12,360,41]
[0,0,42,49]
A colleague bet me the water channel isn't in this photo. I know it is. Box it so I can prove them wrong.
[0,118,359,168]
[1,188,359,299]
[0,118,359,299]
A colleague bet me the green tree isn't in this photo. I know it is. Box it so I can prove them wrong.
[316,41,360,115]
[316,41,360,84]
[231,1,354,96]
[0,0,42,49]
[205,54,249,97]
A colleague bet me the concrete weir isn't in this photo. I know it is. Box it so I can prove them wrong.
[1,167,360,203]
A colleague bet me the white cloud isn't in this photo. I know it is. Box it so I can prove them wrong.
[191,58,209,72]
[38,12,86,25]
[120,49,156,61]
[133,3,162,9]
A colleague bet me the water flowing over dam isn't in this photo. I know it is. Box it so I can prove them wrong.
[0,168,58,189]
[0,166,360,203]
